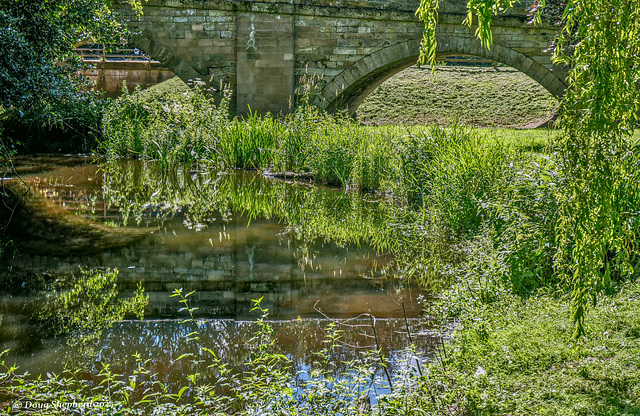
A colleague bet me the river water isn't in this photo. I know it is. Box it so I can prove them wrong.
[0,155,438,388]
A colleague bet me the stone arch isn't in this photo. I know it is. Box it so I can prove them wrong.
[129,32,201,83]
[318,36,567,114]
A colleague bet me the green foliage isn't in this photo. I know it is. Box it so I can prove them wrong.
[2,90,105,153]
[0,0,142,116]
[0,0,144,155]
[35,268,147,343]
[0,295,402,415]
[419,282,640,415]
[100,80,229,168]
[273,76,325,172]
[415,0,439,66]
[416,0,640,341]
[101,77,512,199]
[462,0,520,48]
[416,0,531,66]
[220,110,279,169]
[100,96,567,293]
[400,125,512,235]
[97,127,553,297]
[489,156,562,293]
[551,0,640,339]
[102,80,319,171]
[5,282,639,414]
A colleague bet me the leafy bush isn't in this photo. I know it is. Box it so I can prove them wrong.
[100,80,229,168]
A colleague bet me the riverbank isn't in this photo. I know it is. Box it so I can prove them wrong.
[414,281,640,414]
[1,73,639,414]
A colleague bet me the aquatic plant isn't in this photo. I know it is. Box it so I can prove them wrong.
[0,293,431,415]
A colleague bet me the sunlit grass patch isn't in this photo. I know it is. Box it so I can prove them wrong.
[357,65,559,128]
[425,282,640,415]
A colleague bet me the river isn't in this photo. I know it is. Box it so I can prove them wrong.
[0,155,439,391]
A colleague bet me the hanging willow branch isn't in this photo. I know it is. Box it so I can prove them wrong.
[415,0,640,341]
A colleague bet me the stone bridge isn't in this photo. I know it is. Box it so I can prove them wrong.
[117,0,567,115]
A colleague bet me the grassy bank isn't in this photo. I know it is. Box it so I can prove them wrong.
[422,281,640,415]
[357,65,559,127]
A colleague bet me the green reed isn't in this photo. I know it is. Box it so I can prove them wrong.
[98,76,640,340]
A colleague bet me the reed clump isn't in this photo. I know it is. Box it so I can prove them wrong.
[99,77,558,294]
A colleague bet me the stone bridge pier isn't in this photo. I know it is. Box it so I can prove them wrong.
[117,0,567,115]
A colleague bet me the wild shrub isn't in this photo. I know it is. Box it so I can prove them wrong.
[100,80,228,167]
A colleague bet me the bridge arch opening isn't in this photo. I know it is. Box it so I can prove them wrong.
[356,59,560,128]
[317,38,566,122]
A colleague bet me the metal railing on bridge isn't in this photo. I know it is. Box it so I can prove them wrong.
[74,45,160,64]
[437,56,499,69]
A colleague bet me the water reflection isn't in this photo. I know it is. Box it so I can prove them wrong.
[6,160,422,319]
[4,318,440,390]
[1,158,434,380]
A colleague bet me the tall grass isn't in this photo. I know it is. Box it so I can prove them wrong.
[99,81,553,290]
[101,82,506,202]
[99,76,639,336]
[219,110,279,168]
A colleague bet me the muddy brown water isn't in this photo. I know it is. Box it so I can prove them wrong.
[0,156,440,386]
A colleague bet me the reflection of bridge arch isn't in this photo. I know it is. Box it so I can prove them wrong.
[319,37,567,114]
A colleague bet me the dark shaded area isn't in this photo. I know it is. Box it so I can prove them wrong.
[2,101,102,154]
[2,119,99,154]
[0,181,147,256]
